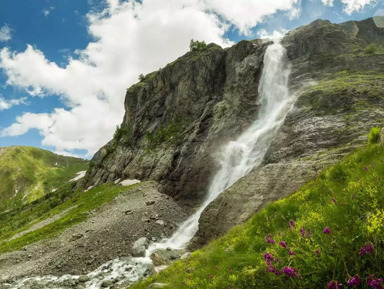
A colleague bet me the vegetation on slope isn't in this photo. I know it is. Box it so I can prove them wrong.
[132,129,384,289]
[0,146,88,211]
[0,182,137,254]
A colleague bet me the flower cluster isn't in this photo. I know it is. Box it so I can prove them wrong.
[359,244,374,255]
[347,274,361,287]
[323,227,331,234]
[300,227,312,238]
[328,280,342,289]
[368,275,384,289]
[265,234,275,244]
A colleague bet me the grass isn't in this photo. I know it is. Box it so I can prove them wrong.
[0,182,138,254]
[131,140,384,288]
[300,70,384,115]
[0,146,89,211]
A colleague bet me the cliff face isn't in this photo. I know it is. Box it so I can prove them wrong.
[191,17,384,247]
[84,40,269,206]
[86,18,384,245]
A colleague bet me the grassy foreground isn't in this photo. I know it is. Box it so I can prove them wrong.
[132,140,384,288]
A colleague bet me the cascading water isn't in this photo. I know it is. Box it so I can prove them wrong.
[6,42,295,289]
[147,41,294,253]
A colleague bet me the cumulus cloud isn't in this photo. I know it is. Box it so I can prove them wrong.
[0,0,302,157]
[0,97,27,111]
[0,25,11,42]
[321,0,378,14]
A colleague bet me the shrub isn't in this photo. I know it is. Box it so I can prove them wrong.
[368,127,381,144]
[326,164,347,182]
[364,43,383,55]
[113,125,133,146]
[189,39,207,52]
[138,74,145,81]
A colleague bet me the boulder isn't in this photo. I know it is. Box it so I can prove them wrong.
[132,237,149,257]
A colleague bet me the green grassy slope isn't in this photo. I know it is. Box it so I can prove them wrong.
[132,132,384,289]
[0,146,88,212]
[0,182,135,254]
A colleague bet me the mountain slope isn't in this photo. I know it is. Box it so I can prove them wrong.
[132,139,384,289]
[0,146,88,211]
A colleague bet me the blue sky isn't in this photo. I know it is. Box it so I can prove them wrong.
[0,0,383,158]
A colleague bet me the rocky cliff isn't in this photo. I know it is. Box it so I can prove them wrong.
[84,40,270,207]
[85,18,384,246]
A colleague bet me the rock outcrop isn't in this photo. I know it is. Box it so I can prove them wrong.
[85,18,384,247]
[84,40,270,206]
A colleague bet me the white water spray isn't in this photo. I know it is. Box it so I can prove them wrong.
[147,41,294,253]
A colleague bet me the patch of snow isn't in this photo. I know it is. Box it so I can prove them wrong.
[70,171,86,182]
[85,186,94,192]
[119,179,141,187]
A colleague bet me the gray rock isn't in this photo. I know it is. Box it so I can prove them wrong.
[78,275,89,283]
[150,249,184,266]
[181,252,191,259]
[101,280,114,288]
[155,220,165,226]
[132,237,149,257]
[380,128,384,146]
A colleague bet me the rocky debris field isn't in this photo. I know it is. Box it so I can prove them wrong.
[0,181,187,287]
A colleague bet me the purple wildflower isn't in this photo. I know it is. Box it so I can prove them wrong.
[265,234,275,244]
[347,274,361,287]
[267,266,282,275]
[288,220,296,231]
[316,249,320,255]
[367,275,384,289]
[364,166,369,171]
[215,266,219,271]
[300,227,306,238]
[328,280,343,289]
[332,197,337,205]
[307,228,312,238]
[281,267,299,278]
[289,250,295,255]
[359,244,374,255]
[351,194,355,200]
[264,253,274,265]
[279,241,287,248]
[323,227,331,234]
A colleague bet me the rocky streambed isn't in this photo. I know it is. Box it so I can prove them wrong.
[0,181,188,289]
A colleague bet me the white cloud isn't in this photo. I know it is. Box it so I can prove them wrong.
[321,0,335,6]
[42,6,55,17]
[203,0,299,35]
[0,97,27,111]
[0,25,11,42]
[321,0,378,14]
[341,0,378,14]
[257,29,288,40]
[0,0,302,157]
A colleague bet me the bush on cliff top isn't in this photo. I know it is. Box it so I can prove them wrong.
[131,141,384,289]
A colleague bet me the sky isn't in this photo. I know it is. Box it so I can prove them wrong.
[0,0,383,159]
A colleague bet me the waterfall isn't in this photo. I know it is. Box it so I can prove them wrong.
[147,41,294,253]
[7,42,295,289]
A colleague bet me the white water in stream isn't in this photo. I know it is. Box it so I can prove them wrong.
[5,42,295,289]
